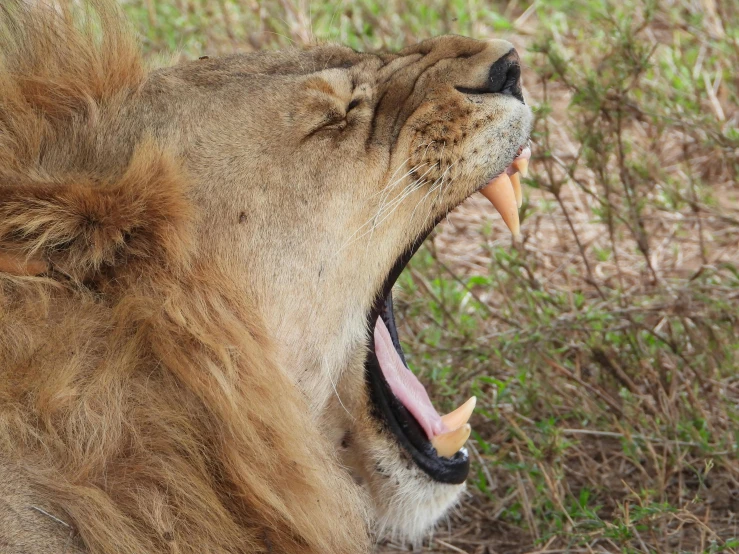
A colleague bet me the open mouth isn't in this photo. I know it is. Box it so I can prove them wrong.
[365,144,531,484]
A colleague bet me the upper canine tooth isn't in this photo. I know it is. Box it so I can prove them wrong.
[510,172,522,209]
[441,396,476,431]
[513,158,529,178]
[480,173,520,237]
[431,424,472,458]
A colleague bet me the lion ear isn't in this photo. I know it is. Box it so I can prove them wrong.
[0,142,193,282]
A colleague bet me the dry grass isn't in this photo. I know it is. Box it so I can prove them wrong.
[121,0,739,551]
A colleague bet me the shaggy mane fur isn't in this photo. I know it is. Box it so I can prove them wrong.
[0,2,368,553]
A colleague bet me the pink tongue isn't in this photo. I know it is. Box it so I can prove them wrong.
[374,317,448,440]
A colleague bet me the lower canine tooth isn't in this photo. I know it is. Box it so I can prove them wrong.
[480,173,520,237]
[431,424,471,458]
[440,397,476,431]
[511,172,522,208]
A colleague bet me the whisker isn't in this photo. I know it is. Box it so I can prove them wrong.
[410,161,458,225]
[364,178,428,249]
[370,163,437,229]
[339,165,435,253]
[338,141,445,253]
[338,168,419,252]
[345,178,427,253]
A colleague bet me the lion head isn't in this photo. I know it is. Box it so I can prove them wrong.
[0,2,531,551]
[173,37,532,540]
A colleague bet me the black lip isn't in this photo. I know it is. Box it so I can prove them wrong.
[455,85,525,104]
[364,228,470,485]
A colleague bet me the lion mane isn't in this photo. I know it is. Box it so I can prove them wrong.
[0,2,368,553]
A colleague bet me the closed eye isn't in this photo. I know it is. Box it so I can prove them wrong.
[303,108,347,140]
[305,96,361,141]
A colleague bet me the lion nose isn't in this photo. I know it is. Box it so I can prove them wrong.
[488,49,523,102]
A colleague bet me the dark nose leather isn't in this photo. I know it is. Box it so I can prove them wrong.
[488,49,523,102]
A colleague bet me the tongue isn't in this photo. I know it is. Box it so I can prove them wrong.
[374,317,448,440]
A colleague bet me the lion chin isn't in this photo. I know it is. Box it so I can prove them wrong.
[0,1,532,553]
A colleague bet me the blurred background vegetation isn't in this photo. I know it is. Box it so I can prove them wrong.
[120,0,738,551]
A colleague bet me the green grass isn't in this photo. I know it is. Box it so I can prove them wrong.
[120,0,739,551]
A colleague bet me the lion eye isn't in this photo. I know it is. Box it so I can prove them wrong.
[307,98,358,138]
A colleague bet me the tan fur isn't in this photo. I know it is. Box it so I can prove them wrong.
[0,2,532,552]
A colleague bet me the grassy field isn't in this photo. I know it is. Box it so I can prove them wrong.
[121,0,739,552]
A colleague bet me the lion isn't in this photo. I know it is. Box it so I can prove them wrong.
[0,1,532,552]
